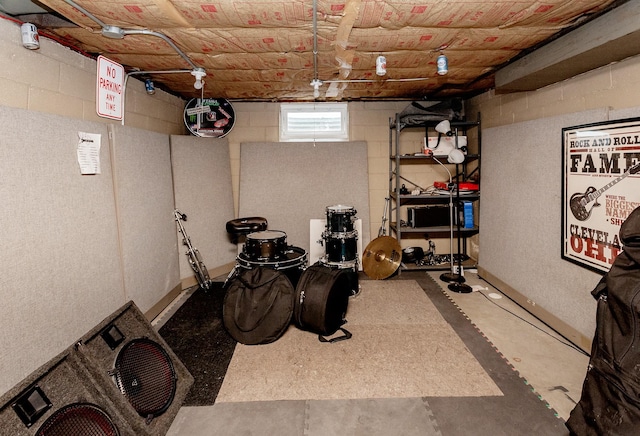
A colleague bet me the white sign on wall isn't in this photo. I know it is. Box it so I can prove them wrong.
[96,55,124,120]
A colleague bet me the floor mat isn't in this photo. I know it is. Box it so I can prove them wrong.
[161,272,565,435]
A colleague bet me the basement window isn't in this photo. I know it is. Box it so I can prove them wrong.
[279,103,349,142]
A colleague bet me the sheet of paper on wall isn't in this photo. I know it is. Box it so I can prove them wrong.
[77,132,101,174]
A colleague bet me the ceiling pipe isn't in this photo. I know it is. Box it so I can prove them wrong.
[312,0,318,80]
[310,0,322,98]
[62,0,201,70]
[118,29,199,70]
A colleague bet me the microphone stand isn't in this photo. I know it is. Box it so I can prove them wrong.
[430,155,460,284]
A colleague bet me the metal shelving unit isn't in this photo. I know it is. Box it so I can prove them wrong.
[388,113,481,271]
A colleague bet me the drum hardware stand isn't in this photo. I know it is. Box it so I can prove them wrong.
[417,240,437,266]
[379,196,390,237]
[222,265,238,289]
[174,209,212,290]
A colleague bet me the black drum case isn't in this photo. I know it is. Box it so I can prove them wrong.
[223,267,295,345]
[293,264,352,342]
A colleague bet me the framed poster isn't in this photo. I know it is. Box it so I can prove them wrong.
[562,117,640,273]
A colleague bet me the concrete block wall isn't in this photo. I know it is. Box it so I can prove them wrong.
[468,55,640,128]
[0,18,185,135]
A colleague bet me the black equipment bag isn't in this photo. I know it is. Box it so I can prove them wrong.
[223,267,294,345]
[567,206,640,435]
[396,99,465,124]
[294,264,352,343]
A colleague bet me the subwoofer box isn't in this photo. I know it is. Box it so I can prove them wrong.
[74,301,194,435]
[0,347,138,435]
[408,205,450,228]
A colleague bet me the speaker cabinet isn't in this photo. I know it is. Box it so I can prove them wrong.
[0,347,138,435]
[75,301,194,436]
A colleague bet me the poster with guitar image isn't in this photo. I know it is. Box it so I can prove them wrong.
[562,117,640,273]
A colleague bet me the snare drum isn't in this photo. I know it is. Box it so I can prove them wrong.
[326,205,357,234]
[244,230,287,261]
[237,246,308,287]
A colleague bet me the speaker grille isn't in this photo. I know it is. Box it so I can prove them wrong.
[35,403,118,436]
[113,338,177,420]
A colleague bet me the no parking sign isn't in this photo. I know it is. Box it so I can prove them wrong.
[96,55,124,120]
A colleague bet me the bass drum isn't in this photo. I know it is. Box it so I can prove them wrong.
[183,98,235,138]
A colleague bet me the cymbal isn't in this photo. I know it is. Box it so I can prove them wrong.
[362,236,402,280]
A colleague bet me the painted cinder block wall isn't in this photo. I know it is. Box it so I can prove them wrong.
[0,19,185,134]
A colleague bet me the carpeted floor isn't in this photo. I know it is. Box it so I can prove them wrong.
[216,279,501,402]
[160,271,566,435]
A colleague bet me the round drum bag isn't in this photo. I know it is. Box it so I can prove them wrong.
[223,267,294,345]
[293,264,351,337]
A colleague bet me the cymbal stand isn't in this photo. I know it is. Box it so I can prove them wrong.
[174,209,212,290]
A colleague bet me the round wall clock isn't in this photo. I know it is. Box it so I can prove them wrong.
[183,98,236,138]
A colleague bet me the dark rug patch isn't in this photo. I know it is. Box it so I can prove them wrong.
[159,282,237,406]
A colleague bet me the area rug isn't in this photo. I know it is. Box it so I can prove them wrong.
[216,279,501,402]
[158,282,236,406]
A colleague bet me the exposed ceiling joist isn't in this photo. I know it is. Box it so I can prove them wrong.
[1,0,628,101]
[495,0,640,94]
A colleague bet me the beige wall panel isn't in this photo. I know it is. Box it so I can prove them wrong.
[109,124,180,312]
[0,106,125,394]
[170,135,237,281]
[238,142,371,256]
[479,108,610,340]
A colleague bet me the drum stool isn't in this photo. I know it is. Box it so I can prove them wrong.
[226,217,268,244]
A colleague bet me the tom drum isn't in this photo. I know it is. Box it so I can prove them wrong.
[326,205,357,234]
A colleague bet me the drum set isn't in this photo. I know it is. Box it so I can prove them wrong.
[226,205,360,292]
